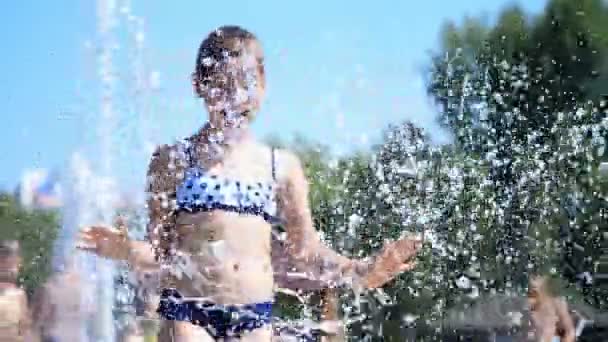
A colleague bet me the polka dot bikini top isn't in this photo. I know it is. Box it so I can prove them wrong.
[175,139,279,224]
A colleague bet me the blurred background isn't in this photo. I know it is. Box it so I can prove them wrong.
[1,0,608,341]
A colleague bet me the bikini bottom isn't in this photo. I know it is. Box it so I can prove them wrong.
[157,288,272,339]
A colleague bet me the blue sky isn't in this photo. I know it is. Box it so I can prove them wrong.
[1,0,547,190]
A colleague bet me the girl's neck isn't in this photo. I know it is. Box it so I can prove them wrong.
[189,121,252,168]
[199,120,253,147]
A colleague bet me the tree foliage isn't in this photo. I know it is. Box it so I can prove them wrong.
[427,0,608,314]
[0,193,60,295]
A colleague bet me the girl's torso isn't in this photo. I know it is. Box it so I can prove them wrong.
[158,137,279,304]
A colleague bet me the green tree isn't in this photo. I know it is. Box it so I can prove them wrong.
[0,193,60,295]
[430,0,608,141]
[427,0,608,313]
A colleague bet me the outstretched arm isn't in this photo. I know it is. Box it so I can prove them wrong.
[78,144,178,272]
[124,144,182,271]
[78,222,158,270]
[144,144,180,267]
[277,151,421,289]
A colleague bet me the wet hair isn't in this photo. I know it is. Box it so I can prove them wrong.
[0,240,20,259]
[193,25,265,117]
[530,275,561,298]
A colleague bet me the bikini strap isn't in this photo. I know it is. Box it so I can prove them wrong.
[182,138,195,168]
[271,148,277,181]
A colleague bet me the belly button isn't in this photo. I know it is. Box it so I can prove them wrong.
[233,263,240,272]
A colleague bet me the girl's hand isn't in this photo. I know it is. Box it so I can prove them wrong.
[77,218,130,261]
[363,235,422,289]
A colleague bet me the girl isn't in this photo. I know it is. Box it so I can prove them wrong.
[79,25,421,341]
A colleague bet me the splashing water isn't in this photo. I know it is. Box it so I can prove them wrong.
[47,1,154,341]
[52,154,117,342]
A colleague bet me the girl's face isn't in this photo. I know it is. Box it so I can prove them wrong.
[203,40,266,129]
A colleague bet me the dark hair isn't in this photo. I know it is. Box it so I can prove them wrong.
[0,240,20,258]
[193,25,264,100]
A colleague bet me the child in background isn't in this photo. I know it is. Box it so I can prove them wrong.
[0,240,33,342]
[527,275,575,342]
[30,258,95,342]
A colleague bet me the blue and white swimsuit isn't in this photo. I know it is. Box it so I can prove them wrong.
[175,148,279,224]
[157,139,312,339]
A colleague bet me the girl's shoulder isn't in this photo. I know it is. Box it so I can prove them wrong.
[149,137,192,168]
[147,140,191,194]
[257,144,302,182]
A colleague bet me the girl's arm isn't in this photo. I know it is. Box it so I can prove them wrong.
[144,144,180,268]
[277,150,421,289]
[78,144,179,272]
